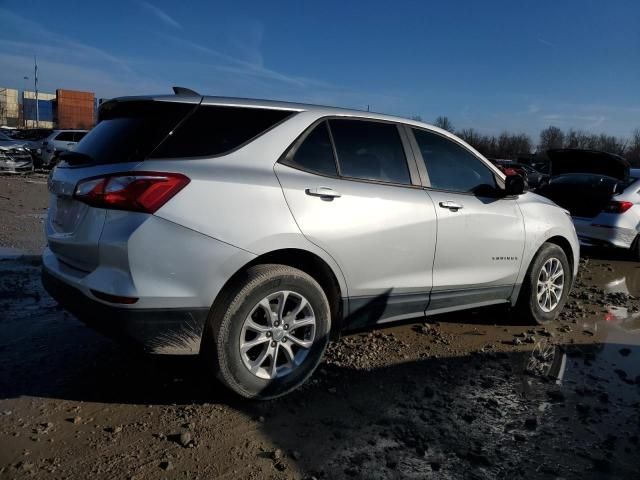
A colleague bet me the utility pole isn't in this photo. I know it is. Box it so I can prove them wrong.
[34,56,39,128]
[23,76,28,127]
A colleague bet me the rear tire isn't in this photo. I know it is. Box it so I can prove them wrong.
[514,243,571,325]
[202,264,331,400]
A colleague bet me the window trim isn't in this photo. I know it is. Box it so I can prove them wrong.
[407,126,506,195]
[279,115,422,189]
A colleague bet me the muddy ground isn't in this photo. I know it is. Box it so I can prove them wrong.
[1,174,640,479]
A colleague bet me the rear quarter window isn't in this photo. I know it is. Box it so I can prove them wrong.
[152,105,294,158]
[73,101,295,165]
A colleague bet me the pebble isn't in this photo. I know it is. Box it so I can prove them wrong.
[179,431,192,447]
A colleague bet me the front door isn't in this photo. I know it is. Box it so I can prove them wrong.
[409,127,525,314]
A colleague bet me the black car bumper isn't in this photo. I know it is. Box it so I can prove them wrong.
[41,268,209,354]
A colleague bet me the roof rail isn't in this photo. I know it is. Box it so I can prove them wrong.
[172,86,200,96]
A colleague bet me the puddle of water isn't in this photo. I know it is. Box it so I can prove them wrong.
[588,259,640,297]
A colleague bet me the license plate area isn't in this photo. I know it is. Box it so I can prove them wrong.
[51,196,86,233]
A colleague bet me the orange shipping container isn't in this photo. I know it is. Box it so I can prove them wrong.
[55,89,95,129]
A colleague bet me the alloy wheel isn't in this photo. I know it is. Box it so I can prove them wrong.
[536,257,564,313]
[239,291,316,380]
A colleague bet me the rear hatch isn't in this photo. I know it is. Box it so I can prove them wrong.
[538,149,631,218]
[46,97,200,271]
[46,95,296,271]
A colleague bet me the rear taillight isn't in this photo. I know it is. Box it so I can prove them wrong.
[602,200,633,214]
[74,172,190,213]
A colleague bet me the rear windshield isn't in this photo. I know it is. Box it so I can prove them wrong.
[72,101,294,165]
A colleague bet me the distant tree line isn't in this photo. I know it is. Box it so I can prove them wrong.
[418,115,640,166]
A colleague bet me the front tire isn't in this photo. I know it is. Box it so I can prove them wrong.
[515,243,571,325]
[203,264,331,399]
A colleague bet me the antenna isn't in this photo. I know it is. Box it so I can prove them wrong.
[172,86,200,96]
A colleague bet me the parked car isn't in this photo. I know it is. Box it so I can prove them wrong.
[10,128,54,167]
[496,161,549,189]
[0,132,33,173]
[40,130,88,167]
[538,149,640,259]
[42,92,579,399]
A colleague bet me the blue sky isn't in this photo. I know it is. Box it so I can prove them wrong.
[0,0,638,138]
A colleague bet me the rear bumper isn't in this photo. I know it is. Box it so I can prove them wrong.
[42,267,209,355]
[572,216,637,249]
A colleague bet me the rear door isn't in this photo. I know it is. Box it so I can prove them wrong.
[276,118,437,328]
[408,128,525,314]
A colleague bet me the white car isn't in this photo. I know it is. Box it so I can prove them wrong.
[539,149,640,259]
[40,130,88,167]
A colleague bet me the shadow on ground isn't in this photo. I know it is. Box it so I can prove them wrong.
[1,258,640,479]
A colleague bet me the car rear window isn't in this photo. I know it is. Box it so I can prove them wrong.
[55,132,75,142]
[72,101,294,165]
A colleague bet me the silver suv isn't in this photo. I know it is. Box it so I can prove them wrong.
[41,129,88,167]
[43,91,579,399]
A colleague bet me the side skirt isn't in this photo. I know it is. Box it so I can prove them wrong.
[426,285,512,315]
[342,290,430,332]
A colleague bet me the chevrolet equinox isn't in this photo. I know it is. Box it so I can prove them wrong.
[43,89,579,399]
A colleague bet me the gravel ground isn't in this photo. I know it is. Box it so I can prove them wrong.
[0,174,49,254]
[1,174,640,479]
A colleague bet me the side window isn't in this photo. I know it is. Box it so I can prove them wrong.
[288,122,337,176]
[329,119,410,185]
[55,132,75,142]
[412,129,497,193]
[74,132,87,142]
[152,105,294,158]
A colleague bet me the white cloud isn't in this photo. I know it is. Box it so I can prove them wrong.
[138,1,182,29]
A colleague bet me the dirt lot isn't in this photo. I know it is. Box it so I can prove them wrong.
[1,174,640,479]
[0,173,49,254]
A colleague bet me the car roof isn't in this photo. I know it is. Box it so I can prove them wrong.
[102,93,507,181]
[105,93,455,138]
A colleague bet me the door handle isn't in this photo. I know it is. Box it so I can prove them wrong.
[439,201,463,211]
[305,187,341,199]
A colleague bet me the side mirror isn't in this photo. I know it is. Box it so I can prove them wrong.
[504,174,525,196]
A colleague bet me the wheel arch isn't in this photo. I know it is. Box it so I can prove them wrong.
[211,248,346,338]
[545,235,575,276]
[511,233,577,306]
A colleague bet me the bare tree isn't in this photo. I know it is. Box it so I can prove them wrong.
[538,126,565,151]
[626,129,640,166]
[410,115,423,122]
[434,116,455,133]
